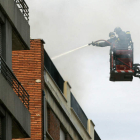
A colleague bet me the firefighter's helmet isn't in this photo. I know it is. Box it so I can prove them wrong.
[114,27,122,34]
[109,32,115,38]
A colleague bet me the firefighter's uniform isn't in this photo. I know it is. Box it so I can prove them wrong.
[95,37,118,47]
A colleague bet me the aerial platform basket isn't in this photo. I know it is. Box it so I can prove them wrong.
[109,43,140,81]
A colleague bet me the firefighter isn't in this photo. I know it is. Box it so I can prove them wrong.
[126,31,132,46]
[114,27,131,48]
[91,32,117,47]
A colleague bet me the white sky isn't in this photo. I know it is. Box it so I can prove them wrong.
[26,0,140,140]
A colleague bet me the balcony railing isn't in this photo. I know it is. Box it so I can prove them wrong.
[0,56,29,110]
[15,0,29,21]
[71,92,88,129]
[44,50,64,94]
[94,130,101,140]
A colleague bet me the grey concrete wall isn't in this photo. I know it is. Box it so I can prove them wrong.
[0,11,4,23]
[0,74,31,137]
[44,69,92,140]
[0,13,13,70]
[3,112,12,140]
[63,81,71,108]
[0,0,30,49]
[5,19,12,69]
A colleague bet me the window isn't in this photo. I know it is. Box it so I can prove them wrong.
[60,128,65,140]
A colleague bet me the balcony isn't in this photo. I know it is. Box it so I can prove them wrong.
[71,92,88,129]
[0,56,29,109]
[0,55,30,137]
[15,0,29,21]
[94,130,101,140]
[44,50,64,94]
[0,0,30,50]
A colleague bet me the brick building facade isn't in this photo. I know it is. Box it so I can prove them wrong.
[12,39,101,140]
[12,39,44,140]
[47,108,60,140]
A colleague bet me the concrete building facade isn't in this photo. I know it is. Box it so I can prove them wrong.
[12,39,101,140]
[0,0,30,139]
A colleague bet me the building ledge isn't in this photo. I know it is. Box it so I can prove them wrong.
[0,73,30,137]
[71,108,92,139]
[44,67,67,103]
[46,131,54,140]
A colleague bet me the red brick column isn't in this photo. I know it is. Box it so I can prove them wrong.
[12,39,44,140]
[47,108,60,140]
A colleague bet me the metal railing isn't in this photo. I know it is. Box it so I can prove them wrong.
[15,0,29,21]
[0,56,29,110]
[94,130,101,140]
[44,50,64,94]
[71,92,88,129]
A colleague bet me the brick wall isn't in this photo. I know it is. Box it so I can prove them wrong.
[47,107,60,140]
[12,39,44,140]
[66,133,72,140]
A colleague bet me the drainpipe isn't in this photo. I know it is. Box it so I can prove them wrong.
[43,90,46,140]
